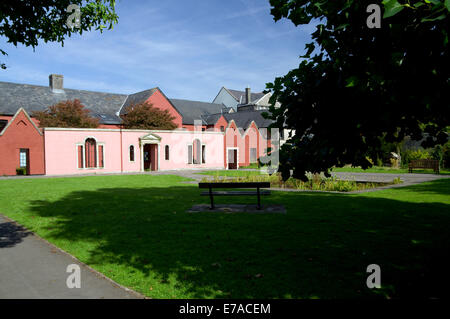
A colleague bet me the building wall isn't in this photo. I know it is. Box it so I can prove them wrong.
[0,110,45,175]
[146,90,183,128]
[44,128,225,175]
[213,87,238,110]
[182,124,207,131]
[211,115,228,132]
[44,129,123,175]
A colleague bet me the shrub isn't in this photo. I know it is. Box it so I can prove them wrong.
[401,148,431,166]
[442,142,450,168]
[200,172,398,192]
[32,99,99,128]
[121,101,177,130]
[16,167,26,175]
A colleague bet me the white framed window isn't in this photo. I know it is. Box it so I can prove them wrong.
[187,145,193,164]
[129,145,135,162]
[165,145,169,160]
[19,149,28,168]
[202,145,206,164]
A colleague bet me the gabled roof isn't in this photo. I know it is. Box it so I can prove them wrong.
[226,88,265,104]
[169,98,225,125]
[0,107,42,136]
[223,110,273,129]
[0,81,127,124]
[119,88,158,115]
[201,113,224,126]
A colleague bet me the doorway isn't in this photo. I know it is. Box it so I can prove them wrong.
[143,144,158,171]
[19,148,30,175]
[227,149,238,170]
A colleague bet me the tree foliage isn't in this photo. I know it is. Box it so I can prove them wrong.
[121,102,178,130]
[266,0,449,181]
[32,99,99,128]
[0,0,118,69]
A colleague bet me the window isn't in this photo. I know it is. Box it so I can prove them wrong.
[129,145,135,162]
[85,138,97,168]
[202,145,206,164]
[250,148,257,163]
[220,126,224,132]
[77,145,84,168]
[98,145,104,168]
[165,145,169,160]
[187,145,193,164]
[19,149,28,168]
[193,139,201,164]
[202,128,205,132]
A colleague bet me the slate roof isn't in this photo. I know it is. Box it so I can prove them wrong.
[226,89,266,104]
[119,88,158,115]
[201,113,223,126]
[169,98,225,125]
[223,110,273,129]
[0,81,127,124]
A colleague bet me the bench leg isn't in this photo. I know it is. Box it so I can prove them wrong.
[257,187,261,210]
[209,187,215,209]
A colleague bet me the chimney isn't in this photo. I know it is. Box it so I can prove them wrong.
[245,87,251,104]
[49,74,64,93]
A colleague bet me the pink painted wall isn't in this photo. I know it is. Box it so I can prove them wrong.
[223,121,267,168]
[44,128,225,175]
[44,129,123,175]
[146,89,183,128]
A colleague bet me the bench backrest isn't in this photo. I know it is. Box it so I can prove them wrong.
[409,159,439,168]
[198,182,271,189]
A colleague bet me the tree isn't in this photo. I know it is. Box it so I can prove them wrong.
[1,0,118,69]
[266,0,449,181]
[121,102,178,130]
[32,99,99,128]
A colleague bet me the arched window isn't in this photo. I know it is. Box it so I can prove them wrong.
[129,145,135,162]
[85,138,97,168]
[165,145,169,160]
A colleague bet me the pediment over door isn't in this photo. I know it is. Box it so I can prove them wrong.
[140,133,161,144]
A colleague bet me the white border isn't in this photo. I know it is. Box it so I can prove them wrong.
[226,147,239,170]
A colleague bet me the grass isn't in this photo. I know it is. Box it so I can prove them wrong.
[332,166,450,175]
[0,175,449,299]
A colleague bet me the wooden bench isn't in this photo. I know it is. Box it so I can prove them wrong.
[408,159,440,174]
[199,182,271,210]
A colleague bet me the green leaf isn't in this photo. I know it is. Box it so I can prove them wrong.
[445,0,450,11]
[382,0,405,18]
[345,76,358,87]
[422,14,446,22]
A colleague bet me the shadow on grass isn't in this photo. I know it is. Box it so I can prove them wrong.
[398,178,450,196]
[27,185,450,299]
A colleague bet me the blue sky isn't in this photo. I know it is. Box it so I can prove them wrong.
[0,0,315,102]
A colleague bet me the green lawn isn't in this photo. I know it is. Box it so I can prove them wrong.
[331,166,450,175]
[0,175,449,299]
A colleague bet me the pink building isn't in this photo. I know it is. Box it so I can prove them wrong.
[43,120,273,176]
[44,128,226,175]
[1,75,279,176]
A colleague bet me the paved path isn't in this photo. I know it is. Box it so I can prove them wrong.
[0,215,142,299]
